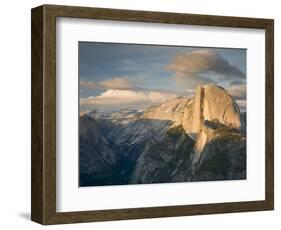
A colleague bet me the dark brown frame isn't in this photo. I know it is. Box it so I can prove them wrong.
[31,4,274,225]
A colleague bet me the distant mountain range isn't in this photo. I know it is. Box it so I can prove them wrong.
[79,85,246,186]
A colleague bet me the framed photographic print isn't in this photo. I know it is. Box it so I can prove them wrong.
[31,4,274,225]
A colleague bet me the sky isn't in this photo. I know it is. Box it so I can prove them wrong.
[79,42,246,112]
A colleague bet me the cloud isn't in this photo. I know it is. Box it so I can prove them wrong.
[80,80,97,89]
[80,89,178,106]
[230,80,245,86]
[235,100,246,111]
[167,49,245,88]
[226,84,246,99]
[172,73,215,89]
[80,77,133,90]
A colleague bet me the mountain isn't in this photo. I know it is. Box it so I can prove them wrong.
[191,120,246,181]
[190,85,241,134]
[142,85,241,136]
[79,114,118,186]
[80,84,246,186]
[143,97,191,125]
[191,85,242,164]
[90,108,174,162]
[130,125,195,184]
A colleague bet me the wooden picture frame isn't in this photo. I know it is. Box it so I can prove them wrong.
[31,4,274,225]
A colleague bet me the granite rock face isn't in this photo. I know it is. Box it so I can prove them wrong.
[191,120,246,181]
[143,97,191,125]
[186,85,241,134]
[143,85,241,136]
[189,85,242,164]
[130,126,195,184]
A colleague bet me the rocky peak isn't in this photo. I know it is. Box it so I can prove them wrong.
[142,97,191,125]
[191,85,241,133]
[141,85,241,137]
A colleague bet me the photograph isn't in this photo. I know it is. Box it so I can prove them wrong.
[78,42,247,187]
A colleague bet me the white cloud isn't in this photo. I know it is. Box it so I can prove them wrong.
[80,89,178,106]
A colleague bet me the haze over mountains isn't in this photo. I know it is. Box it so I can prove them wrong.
[79,84,246,186]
